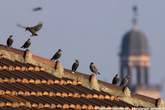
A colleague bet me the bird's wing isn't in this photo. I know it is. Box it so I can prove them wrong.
[93,65,97,71]
[21,42,26,48]
[120,79,125,86]
[72,63,75,69]
[117,77,120,82]
[8,38,13,44]
[72,63,78,70]
[51,54,55,60]
[7,38,13,46]
[112,77,116,84]
[93,64,98,72]
[32,22,43,32]
[16,24,26,29]
[22,40,30,48]
[121,78,128,86]
[51,52,58,60]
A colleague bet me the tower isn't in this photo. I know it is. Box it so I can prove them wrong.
[119,6,160,98]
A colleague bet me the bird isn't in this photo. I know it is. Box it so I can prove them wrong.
[21,38,31,49]
[90,62,101,75]
[6,35,13,47]
[71,59,79,73]
[51,49,62,61]
[17,22,43,36]
[112,74,120,85]
[120,75,130,87]
[32,6,42,12]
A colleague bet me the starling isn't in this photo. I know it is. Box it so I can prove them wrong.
[6,35,13,47]
[21,38,31,49]
[71,59,79,73]
[112,74,120,85]
[51,49,62,61]
[90,62,101,75]
[32,6,42,12]
[120,75,130,87]
[17,22,43,36]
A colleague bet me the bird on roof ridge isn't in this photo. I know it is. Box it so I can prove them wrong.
[120,75,130,87]
[51,49,62,61]
[71,59,79,73]
[90,62,101,75]
[21,38,31,49]
[6,35,14,47]
[112,74,120,85]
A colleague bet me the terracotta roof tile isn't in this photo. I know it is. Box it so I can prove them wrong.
[0,95,132,108]
[0,58,33,67]
[0,57,133,109]
[0,44,164,109]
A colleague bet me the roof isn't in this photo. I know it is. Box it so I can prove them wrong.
[120,28,149,56]
[0,44,164,109]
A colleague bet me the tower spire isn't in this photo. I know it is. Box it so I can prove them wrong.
[132,5,138,29]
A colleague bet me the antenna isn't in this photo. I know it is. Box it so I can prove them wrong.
[132,5,138,26]
[132,4,139,30]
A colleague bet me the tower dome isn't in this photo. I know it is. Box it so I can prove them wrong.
[120,28,149,56]
[120,5,149,56]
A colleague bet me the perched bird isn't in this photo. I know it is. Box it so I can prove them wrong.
[21,38,31,49]
[112,74,120,85]
[32,6,42,12]
[6,35,13,47]
[71,59,79,73]
[90,62,101,75]
[17,22,43,36]
[120,75,130,87]
[51,49,62,61]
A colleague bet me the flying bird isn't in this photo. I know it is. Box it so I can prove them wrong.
[90,62,101,75]
[71,59,79,73]
[17,22,43,36]
[112,74,120,85]
[6,35,14,47]
[21,38,31,49]
[51,49,62,61]
[120,75,130,87]
[32,6,42,12]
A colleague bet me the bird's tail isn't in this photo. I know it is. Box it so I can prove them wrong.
[119,83,122,87]
[50,57,54,61]
[119,81,125,87]
[97,72,101,75]
[17,24,26,29]
[20,44,25,48]
[31,33,38,37]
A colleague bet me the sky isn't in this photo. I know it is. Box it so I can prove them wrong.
[0,0,164,98]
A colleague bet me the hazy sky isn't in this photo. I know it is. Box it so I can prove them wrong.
[0,0,164,98]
